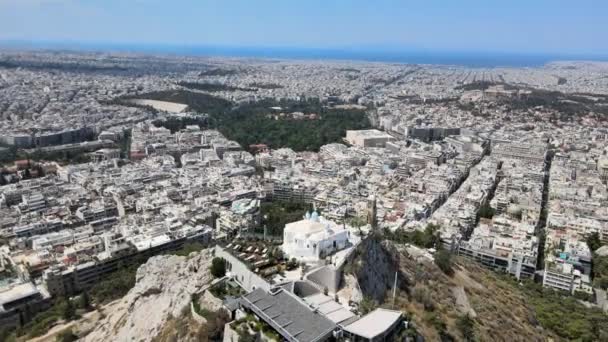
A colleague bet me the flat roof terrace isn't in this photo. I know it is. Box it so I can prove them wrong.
[343,308,403,340]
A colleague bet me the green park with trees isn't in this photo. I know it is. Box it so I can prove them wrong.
[130,90,372,152]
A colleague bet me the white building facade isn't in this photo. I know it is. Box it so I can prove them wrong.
[282,212,349,262]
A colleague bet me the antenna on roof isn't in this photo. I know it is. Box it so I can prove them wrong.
[392,271,397,309]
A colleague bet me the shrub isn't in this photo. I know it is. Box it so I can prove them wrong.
[61,299,75,320]
[520,280,608,340]
[586,232,602,252]
[456,314,475,341]
[412,286,434,311]
[573,291,593,302]
[434,249,453,275]
[89,265,138,304]
[359,296,377,315]
[55,328,77,342]
[424,312,446,335]
[173,242,205,257]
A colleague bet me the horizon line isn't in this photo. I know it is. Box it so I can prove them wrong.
[1,39,608,68]
[3,39,608,57]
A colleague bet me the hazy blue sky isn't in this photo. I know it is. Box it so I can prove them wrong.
[0,0,607,55]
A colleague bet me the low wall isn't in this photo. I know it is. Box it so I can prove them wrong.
[306,239,364,294]
[306,265,341,293]
[222,322,240,342]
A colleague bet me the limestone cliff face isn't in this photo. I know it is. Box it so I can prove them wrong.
[83,250,213,342]
[346,237,409,302]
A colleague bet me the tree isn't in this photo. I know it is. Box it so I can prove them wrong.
[0,328,14,342]
[384,224,441,248]
[434,249,453,275]
[593,254,608,289]
[261,200,309,236]
[586,232,603,252]
[456,314,475,341]
[596,277,608,290]
[61,299,75,321]
[478,203,496,219]
[79,291,91,310]
[210,257,227,278]
[421,224,441,248]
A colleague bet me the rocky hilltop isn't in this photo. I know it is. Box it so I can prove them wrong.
[83,250,213,342]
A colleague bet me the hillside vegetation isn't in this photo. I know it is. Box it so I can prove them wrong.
[346,238,608,341]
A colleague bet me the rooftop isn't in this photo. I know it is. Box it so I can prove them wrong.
[0,282,39,310]
[347,129,394,138]
[302,292,356,324]
[241,287,336,342]
[343,308,402,339]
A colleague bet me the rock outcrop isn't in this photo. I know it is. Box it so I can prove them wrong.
[346,237,408,302]
[83,250,213,342]
[596,245,608,257]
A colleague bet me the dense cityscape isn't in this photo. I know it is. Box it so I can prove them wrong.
[0,50,608,341]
